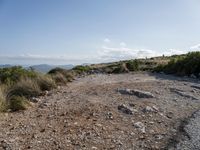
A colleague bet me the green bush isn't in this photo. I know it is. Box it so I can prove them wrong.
[126,60,139,71]
[154,51,200,76]
[0,66,70,112]
[0,66,37,84]
[72,65,91,73]
[111,63,129,74]
[48,67,68,75]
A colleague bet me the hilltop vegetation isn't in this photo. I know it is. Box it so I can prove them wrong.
[0,51,199,112]
[154,51,200,77]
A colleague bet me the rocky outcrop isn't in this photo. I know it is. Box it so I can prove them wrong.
[170,88,199,100]
[118,88,155,98]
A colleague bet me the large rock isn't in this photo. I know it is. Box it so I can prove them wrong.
[118,88,155,98]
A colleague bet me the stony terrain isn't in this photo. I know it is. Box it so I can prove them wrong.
[0,72,199,150]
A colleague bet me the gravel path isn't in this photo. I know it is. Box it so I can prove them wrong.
[0,72,199,150]
[169,110,200,150]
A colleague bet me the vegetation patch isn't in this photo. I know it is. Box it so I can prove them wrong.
[0,66,37,84]
[126,60,139,71]
[0,87,7,112]
[48,67,74,84]
[36,75,56,91]
[6,78,41,99]
[154,51,200,77]
[8,96,30,111]
[72,65,91,73]
[111,63,129,74]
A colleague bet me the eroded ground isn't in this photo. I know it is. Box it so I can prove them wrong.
[0,72,199,150]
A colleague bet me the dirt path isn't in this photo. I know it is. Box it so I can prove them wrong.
[0,72,199,150]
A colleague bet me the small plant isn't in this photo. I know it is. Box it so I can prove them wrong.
[8,96,30,111]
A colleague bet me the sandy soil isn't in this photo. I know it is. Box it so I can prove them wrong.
[0,72,199,150]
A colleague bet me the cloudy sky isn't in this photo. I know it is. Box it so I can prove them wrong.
[0,0,200,65]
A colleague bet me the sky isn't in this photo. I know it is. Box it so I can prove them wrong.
[0,0,200,65]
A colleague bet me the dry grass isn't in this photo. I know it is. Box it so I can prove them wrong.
[48,68,74,85]
[36,74,56,91]
[0,87,7,112]
[6,78,41,99]
[9,96,30,111]
[0,75,56,112]
[51,72,69,85]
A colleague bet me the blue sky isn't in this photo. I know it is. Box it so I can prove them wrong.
[0,0,200,65]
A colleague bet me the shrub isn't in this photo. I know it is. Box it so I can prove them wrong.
[0,66,37,84]
[126,60,139,71]
[48,67,68,75]
[153,64,165,72]
[154,51,200,76]
[72,65,91,73]
[8,96,30,111]
[51,73,68,85]
[112,63,129,74]
[48,67,74,83]
[6,78,41,99]
[36,75,56,91]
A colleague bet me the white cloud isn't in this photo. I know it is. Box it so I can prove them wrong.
[98,46,160,61]
[104,38,110,43]
[190,44,200,50]
[120,42,126,47]
[100,39,165,61]
[162,49,186,56]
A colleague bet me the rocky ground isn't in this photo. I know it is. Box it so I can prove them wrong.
[0,72,199,150]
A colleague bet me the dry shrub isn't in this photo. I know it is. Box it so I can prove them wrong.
[6,78,41,99]
[9,96,30,111]
[36,75,56,91]
[51,73,68,85]
[48,68,74,85]
[0,87,7,112]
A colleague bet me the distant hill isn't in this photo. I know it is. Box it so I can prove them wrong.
[29,64,74,73]
[0,64,13,68]
[0,64,74,73]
